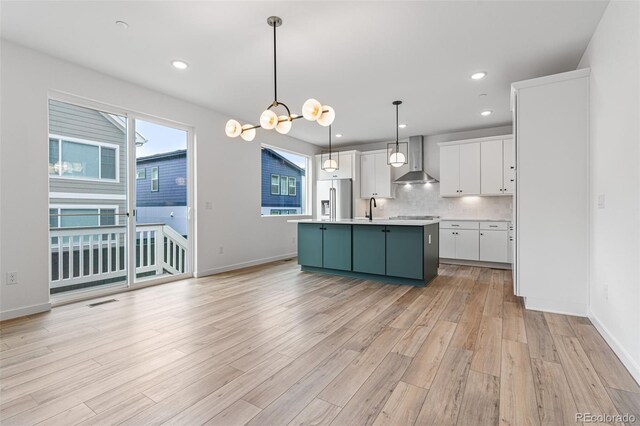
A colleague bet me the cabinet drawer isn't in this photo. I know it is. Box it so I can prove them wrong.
[480,222,508,231]
[440,221,479,230]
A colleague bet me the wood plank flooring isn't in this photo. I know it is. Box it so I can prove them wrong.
[1,261,639,425]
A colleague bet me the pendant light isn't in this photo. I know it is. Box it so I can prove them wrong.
[321,125,339,173]
[387,100,408,167]
[225,16,335,140]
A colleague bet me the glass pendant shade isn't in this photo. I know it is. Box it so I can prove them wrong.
[260,110,278,129]
[323,158,338,172]
[275,116,292,134]
[389,151,406,167]
[302,98,323,121]
[225,119,242,137]
[240,124,256,141]
[317,106,335,127]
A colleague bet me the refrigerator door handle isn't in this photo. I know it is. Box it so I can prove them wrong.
[329,187,337,221]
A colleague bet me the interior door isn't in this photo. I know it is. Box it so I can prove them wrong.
[459,143,481,195]
[439,145,460,196]
[481,139,504,195]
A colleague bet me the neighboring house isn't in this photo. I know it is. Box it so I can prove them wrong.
[261,147,305,215]
[48,99,146,229]
[135,150,188,236]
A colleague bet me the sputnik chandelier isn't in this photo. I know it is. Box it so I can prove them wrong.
[225,16,335,141]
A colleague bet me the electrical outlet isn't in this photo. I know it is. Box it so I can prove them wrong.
[604,283,609,300]
[219,246,224,254]
[598,194,605,209]
[7,271,18,285]
[205,201,213,210]
[292,236,296,244]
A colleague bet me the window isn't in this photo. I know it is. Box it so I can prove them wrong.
[261,146,309,216]
[48,137,118,181]
[289,177,296,196]
[150,167,159,192]
[136,169,146,179]
[271,174,280,195]
[280,176,289,196]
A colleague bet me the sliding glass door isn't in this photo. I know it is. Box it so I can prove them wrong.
[48,98,192,298]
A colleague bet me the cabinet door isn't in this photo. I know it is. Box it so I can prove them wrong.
[298,223,323,267]
[459,143,481,195]
[481,139,504,195]
[317,152,353,180]
[439,229,456,258]
[455,229,480,260]
[360,153,375,198]
[386,226,423,280]
[439,145,460,196]
[353,225,386,275]
[373,151,393,198]
[503,138,515,194]
[322,224,352,271]
[479,230,508,263]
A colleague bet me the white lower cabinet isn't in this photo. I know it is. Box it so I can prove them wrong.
[479,230,509,263]
[438,228,479,260]
[440,220,511,264]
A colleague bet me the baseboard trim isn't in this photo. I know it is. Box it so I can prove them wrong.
[194,253,297,278]
[440,258,512,270]
[588,311,640,386]
[0,302,51,321]
[523,297,587,316]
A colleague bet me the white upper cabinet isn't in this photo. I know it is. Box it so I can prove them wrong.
[503,138,515,194]
[459,143,481,195]
[359,150,393,198]
[316,151,354,180]
[440,136,513,197]
[439,142,480,196]
[481,139,505,195]
[439,145,461,196]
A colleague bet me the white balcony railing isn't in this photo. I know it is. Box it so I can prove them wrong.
[50,223,187,291]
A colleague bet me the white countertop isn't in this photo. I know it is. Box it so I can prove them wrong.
[288,218,440,226]
[441,218,511,222]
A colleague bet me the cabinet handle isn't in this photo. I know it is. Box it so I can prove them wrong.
[381,229,386,232]
[489,225,498,228]
[451,224,459,227]
[480,233,484,235]
[510,179,514,182]
[510,166,515,169]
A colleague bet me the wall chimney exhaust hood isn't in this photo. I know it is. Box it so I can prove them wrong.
[393,135,438,184]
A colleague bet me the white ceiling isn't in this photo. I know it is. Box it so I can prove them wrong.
[1,1,607,146]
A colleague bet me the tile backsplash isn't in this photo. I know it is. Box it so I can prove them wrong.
[356,182,513,220]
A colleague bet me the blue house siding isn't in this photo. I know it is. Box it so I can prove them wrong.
[261,148,305,211]
[136,150,187,207]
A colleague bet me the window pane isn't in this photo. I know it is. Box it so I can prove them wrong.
[101,147,116,180]
[151,167,159,192]
[61,141,99,178]
[280,176,289,196]
[60,209,99,228]
[49,208,58,228]
[270,174,280,195]
[289,177,296,196]
[49,139,59,175]
[136,169,145,179]
[151,167,158,179]
[101,209,116,226]
[261,147,307,216]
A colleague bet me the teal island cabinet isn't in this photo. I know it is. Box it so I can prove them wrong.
[293,220,439,286]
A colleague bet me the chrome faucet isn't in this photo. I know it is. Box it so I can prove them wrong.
[369,197,377,222]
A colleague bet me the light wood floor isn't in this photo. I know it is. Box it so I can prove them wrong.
[1,261,639,426]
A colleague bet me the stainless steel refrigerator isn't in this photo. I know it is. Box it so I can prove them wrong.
[317,179,353,220]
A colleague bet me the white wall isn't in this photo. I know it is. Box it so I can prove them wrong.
[341,125,513,219]
[577,1,640,381]
[0,41,319,319]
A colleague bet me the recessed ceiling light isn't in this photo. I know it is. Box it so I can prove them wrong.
[335,134,343,138]
[398,124,407,129]
[171,60,189,70]
[471,72,487,80]
[480,110,492,116]
[115,20,129,29]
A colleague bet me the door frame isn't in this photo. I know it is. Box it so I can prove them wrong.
[46,91,195,303]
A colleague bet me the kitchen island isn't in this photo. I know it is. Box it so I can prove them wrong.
[288,219,440,286]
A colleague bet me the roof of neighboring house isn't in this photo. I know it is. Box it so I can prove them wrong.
[262,147,306,175]
[100,113,148,146]
[137,149,187,164]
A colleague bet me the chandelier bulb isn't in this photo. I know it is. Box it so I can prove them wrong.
[260,110,278,130]
[225,119,242,138]
[317,106,335,127]
[302,98,323,121]
[240,124,256,141]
